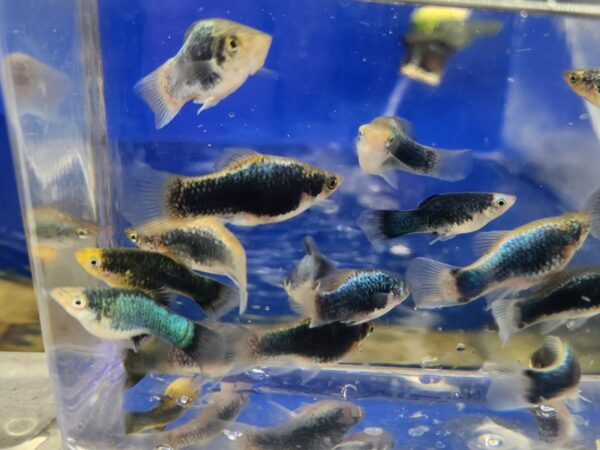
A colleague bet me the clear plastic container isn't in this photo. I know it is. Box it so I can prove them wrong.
[2,0,600,448]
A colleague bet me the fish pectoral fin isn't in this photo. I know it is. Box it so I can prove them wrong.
[484,287,518,308]
[149,289,176,308]
[380,168,401,189]
[472,230,508,256]
[131,334,150,352]
[266,400,299,420]
[213,148,261,170]
[538,319,568,335]
[429,233,455,245]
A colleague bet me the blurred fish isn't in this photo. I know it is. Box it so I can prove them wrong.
[283,236,335,308]
[563,68,600,107]
[532,402,577,446]
[400,7,501,86]
[5,52,69,122]
[74,247,238,317]
[468,419,532,450]
[359,192,515,244]
[126,217,248,313]
[356,116,472,187]
[125,377,200,434]
[50,287,232,363]
[28,207,101,241]
[484,336,581,410]
[234,400,364,450]
[332,428,394,450]
[491,267,600,343]
[152,382,249,449]
[408,212,591,308]
[124,150,343,227]
[290,269,409,327]
[135,18,271,128]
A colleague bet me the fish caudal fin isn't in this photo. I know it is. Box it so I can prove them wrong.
[201,284,239,318]
[430,148,473,182]
[490,299,521,344]
[358,209,422,242]
[121,161,171,226]
[407,257,461,308]
[134,60,182,129]
[484,362,532,410]
[183,322,239,366]
[585,186,600,239]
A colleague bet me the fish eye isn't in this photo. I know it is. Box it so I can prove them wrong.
[129,232,138,242]
[227,37,240,54]
[326,176,338,190]
[385,136,394,148]
[72,296,85,308]
[90,258,99,267]
[77,229,88,238]
[496,198,506,207]
[570,74,578,84]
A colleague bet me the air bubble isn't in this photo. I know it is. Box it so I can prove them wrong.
[408,425,430,437]
[177,395,191,407]
[228,112,235,118]
[264,305,270,311]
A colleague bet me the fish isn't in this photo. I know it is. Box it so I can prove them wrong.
[331,428,394,450]
[74,247,238,317]
[27,206,102,242]
[484,336,581,410]
[532,402,577,446]
[491,267,600,343]
[124,150,343,227]
[235,400,364,450]
[356,116,472,187]
[125,217,248,313]
[359,192,516,244]
[563,69,600,107]
[407,212,592,309]
[124,377,200,434]
[135,18,271,129]
[290,269,409,327]
[283,236,336,308]
[152,382,249,449]
[5,52,69,122]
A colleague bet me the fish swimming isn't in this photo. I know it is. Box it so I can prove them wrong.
[332,428,394,450]
[124,150,343,227]
[484,336,581,410]
[75,247,238,317]
[408,212,592,308]
[5,52,69,122]
[234,400,364,450]
[492,267,600,343]
[359,192,515,244]
[28,207,102,242]
[125,217,248,313]
[283,236,336,308]
[563,69,600,107]
[290,269,409,327]
[356,116,472,186]
[135,18,272,128]
[124,377,200,434]
[49,287,228,363]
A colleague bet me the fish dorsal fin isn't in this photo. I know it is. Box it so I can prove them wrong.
[417,194,441,209]
[214,148,261,171]
[388,116,413,138]
[473,230,508,256]
[318,269,358,292]
[183,21,200,43]
[303,236,320,256]
[302,236,336,278]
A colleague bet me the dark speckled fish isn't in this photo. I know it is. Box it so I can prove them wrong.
[290,269,409,327]
[484,336,581,410]
[492,267,600,343]
[75,247,238,317]
[359,192,515,244]
[332,429,394,450]
[135,19,271,129]
[563,68,600,107]
[236,400,364,450]
[408,212,592,308]
[356,116,472,187]
[124,150,343,227]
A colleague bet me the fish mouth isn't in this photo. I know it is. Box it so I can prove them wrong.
[248,32,272,74]
[49,287,82,308]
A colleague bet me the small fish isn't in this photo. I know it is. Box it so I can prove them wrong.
[74,247,238,317]
[563,69,600,107]
[532,402,577,446]
[356,116,472,187]
[236,400,364,450]
[135,18,271,129]
[408,212,591,309]
[283,236,336,308]
[484,336,581,410]
[332,428,394,450]
[5,52,69,122]
[359,192,515,244]
[125,217,248,313]
[492,267,600,343]
[125,377,200,434]
[49,287,226,363]
[290,269,409,327]
[153,382,249,449]
[468,419,532,450]
[28,206,102,242]
[124,150,343,227]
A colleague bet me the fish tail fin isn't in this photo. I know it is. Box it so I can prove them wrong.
[585,186,600,239]
[134,59,182,129]
[200,283,239,318]
[407,257,461,308]
[430,148,473,181]
[232,242,249,315]
[184,322,240,366]
[303,236,335,278]
[491,298,522,344]
[358,209,422,242]
[121,161,172,226]
[484,362,532,410]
